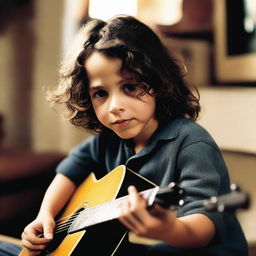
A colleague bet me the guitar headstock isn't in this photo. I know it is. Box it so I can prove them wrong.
[153,182,185,209]
[204,184,250,212]
[152,183,250,213]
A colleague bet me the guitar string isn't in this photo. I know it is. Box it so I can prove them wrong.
[53,195,129,234]
[53,189,155,234]
[54,200,121,234]
[53,199,90,226]
[54,207,109,234]
[55,213,79,226]
[55,212,80,224]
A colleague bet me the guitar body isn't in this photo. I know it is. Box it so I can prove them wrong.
[19,165,156,256]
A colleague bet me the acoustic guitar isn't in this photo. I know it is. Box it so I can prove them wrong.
[19,165,184,256]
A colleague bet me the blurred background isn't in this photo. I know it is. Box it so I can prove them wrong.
[0,0,255,253]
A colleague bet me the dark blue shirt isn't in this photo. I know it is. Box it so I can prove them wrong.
[56,118,248,255]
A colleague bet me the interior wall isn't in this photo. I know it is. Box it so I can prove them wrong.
[0,0,88,153]
[198,86,256,154]
[31,0,88,153]
[0,3,35,149]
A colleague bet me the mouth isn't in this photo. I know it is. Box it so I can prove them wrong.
[112,119,132,127]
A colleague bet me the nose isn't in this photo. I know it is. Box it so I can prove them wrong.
[108,94,125,114]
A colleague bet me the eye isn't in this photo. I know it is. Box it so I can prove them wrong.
[123,83,147,97]
[123,83,143,97]
[124,83,137,92]
[92,89,108,98]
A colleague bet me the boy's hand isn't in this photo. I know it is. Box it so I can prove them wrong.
[118,185,176,241]
[21,215,55,256]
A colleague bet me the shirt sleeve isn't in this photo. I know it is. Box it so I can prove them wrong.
[56,135,101,186]
[176,141,231,241]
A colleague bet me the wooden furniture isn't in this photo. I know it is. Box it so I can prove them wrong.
[0,149,65,238]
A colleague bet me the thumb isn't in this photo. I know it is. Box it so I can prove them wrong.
[43,220,55,240]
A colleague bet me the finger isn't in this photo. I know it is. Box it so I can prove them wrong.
[43,220,55,240]
[127,186,156,222]
[26,249,41,256]
[22,228,49,245]
[127,186,147,211]
[29,251,40,256]
[119,211,150,236]
[118,201,140,231]
[21,231,48,248]
[119,215,136,231]
[119,198,149,234]
[21,239,47,252]
[25,247,45,256]
[120,212,144,229]
[29,251,41,256]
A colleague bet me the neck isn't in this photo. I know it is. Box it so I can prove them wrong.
[134,143,144,154]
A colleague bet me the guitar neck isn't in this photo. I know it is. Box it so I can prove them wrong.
[68,187,159,234]
[68,181,184,234]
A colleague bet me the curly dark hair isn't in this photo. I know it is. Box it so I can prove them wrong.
[48,15,200,133]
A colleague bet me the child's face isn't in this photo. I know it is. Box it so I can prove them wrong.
[85,51,158,146]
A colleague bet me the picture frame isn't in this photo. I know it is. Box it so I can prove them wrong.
[214,0,256,84]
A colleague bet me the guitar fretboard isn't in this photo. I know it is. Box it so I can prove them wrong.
[68,187,159,234]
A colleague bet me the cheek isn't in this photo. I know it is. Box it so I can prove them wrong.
[92,102,107,123]
[144,104,156,119]
[139,96,156,115]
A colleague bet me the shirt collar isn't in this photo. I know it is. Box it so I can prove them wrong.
[155,117,184,141]
[127,117,185,159]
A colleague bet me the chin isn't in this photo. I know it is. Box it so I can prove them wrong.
[113,131,137,140]
[116,134,134,140]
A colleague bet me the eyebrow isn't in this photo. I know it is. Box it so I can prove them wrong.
[89,85,104,90]
[89,78,136,92]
